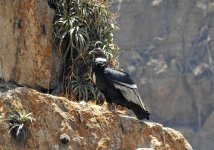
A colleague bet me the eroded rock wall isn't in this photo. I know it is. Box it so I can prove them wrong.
[111,0,214,149]
[0,0,58,89]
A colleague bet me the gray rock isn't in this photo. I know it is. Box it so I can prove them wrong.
[112,0,214,149]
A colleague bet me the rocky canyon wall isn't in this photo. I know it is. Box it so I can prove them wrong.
[111,0,214,149]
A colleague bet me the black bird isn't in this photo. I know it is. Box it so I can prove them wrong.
[89,48,150,120]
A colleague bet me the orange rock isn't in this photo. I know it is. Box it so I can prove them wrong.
[0,0,57,89]
[0,87,192,150]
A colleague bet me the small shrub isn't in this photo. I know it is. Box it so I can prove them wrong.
[7,110,33,143]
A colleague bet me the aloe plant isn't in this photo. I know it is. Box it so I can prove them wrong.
[66,76,95,101]
[8,110,33,143]
[49,0,119,102]
[0,109,33,143]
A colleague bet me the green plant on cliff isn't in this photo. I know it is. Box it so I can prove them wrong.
[66,75,95,101]
[6,110,33,143]
[52,0,119,102]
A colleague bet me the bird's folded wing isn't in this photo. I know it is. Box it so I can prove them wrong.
[113,83,146,110]
[104,68,136,88]
[104,68,146,109]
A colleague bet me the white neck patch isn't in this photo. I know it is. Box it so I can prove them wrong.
[95,57,107,62]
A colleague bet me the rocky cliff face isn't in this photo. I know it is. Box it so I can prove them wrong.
[111,0,214,149]
[0,0,58,89]
[0,87,192,150]
[0,0,194,149]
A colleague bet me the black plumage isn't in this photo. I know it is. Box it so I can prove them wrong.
[90,48,150,120]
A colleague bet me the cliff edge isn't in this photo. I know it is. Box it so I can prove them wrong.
[0,86,192,150]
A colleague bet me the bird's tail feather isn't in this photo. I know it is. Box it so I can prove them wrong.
[129,103,150,120]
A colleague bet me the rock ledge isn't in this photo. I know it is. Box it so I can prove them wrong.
[0,87,192,150]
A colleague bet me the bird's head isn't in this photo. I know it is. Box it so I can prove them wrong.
[89,48,106,59]
[89,48,107,68]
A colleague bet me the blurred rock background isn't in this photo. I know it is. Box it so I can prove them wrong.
[110,0,214,149]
